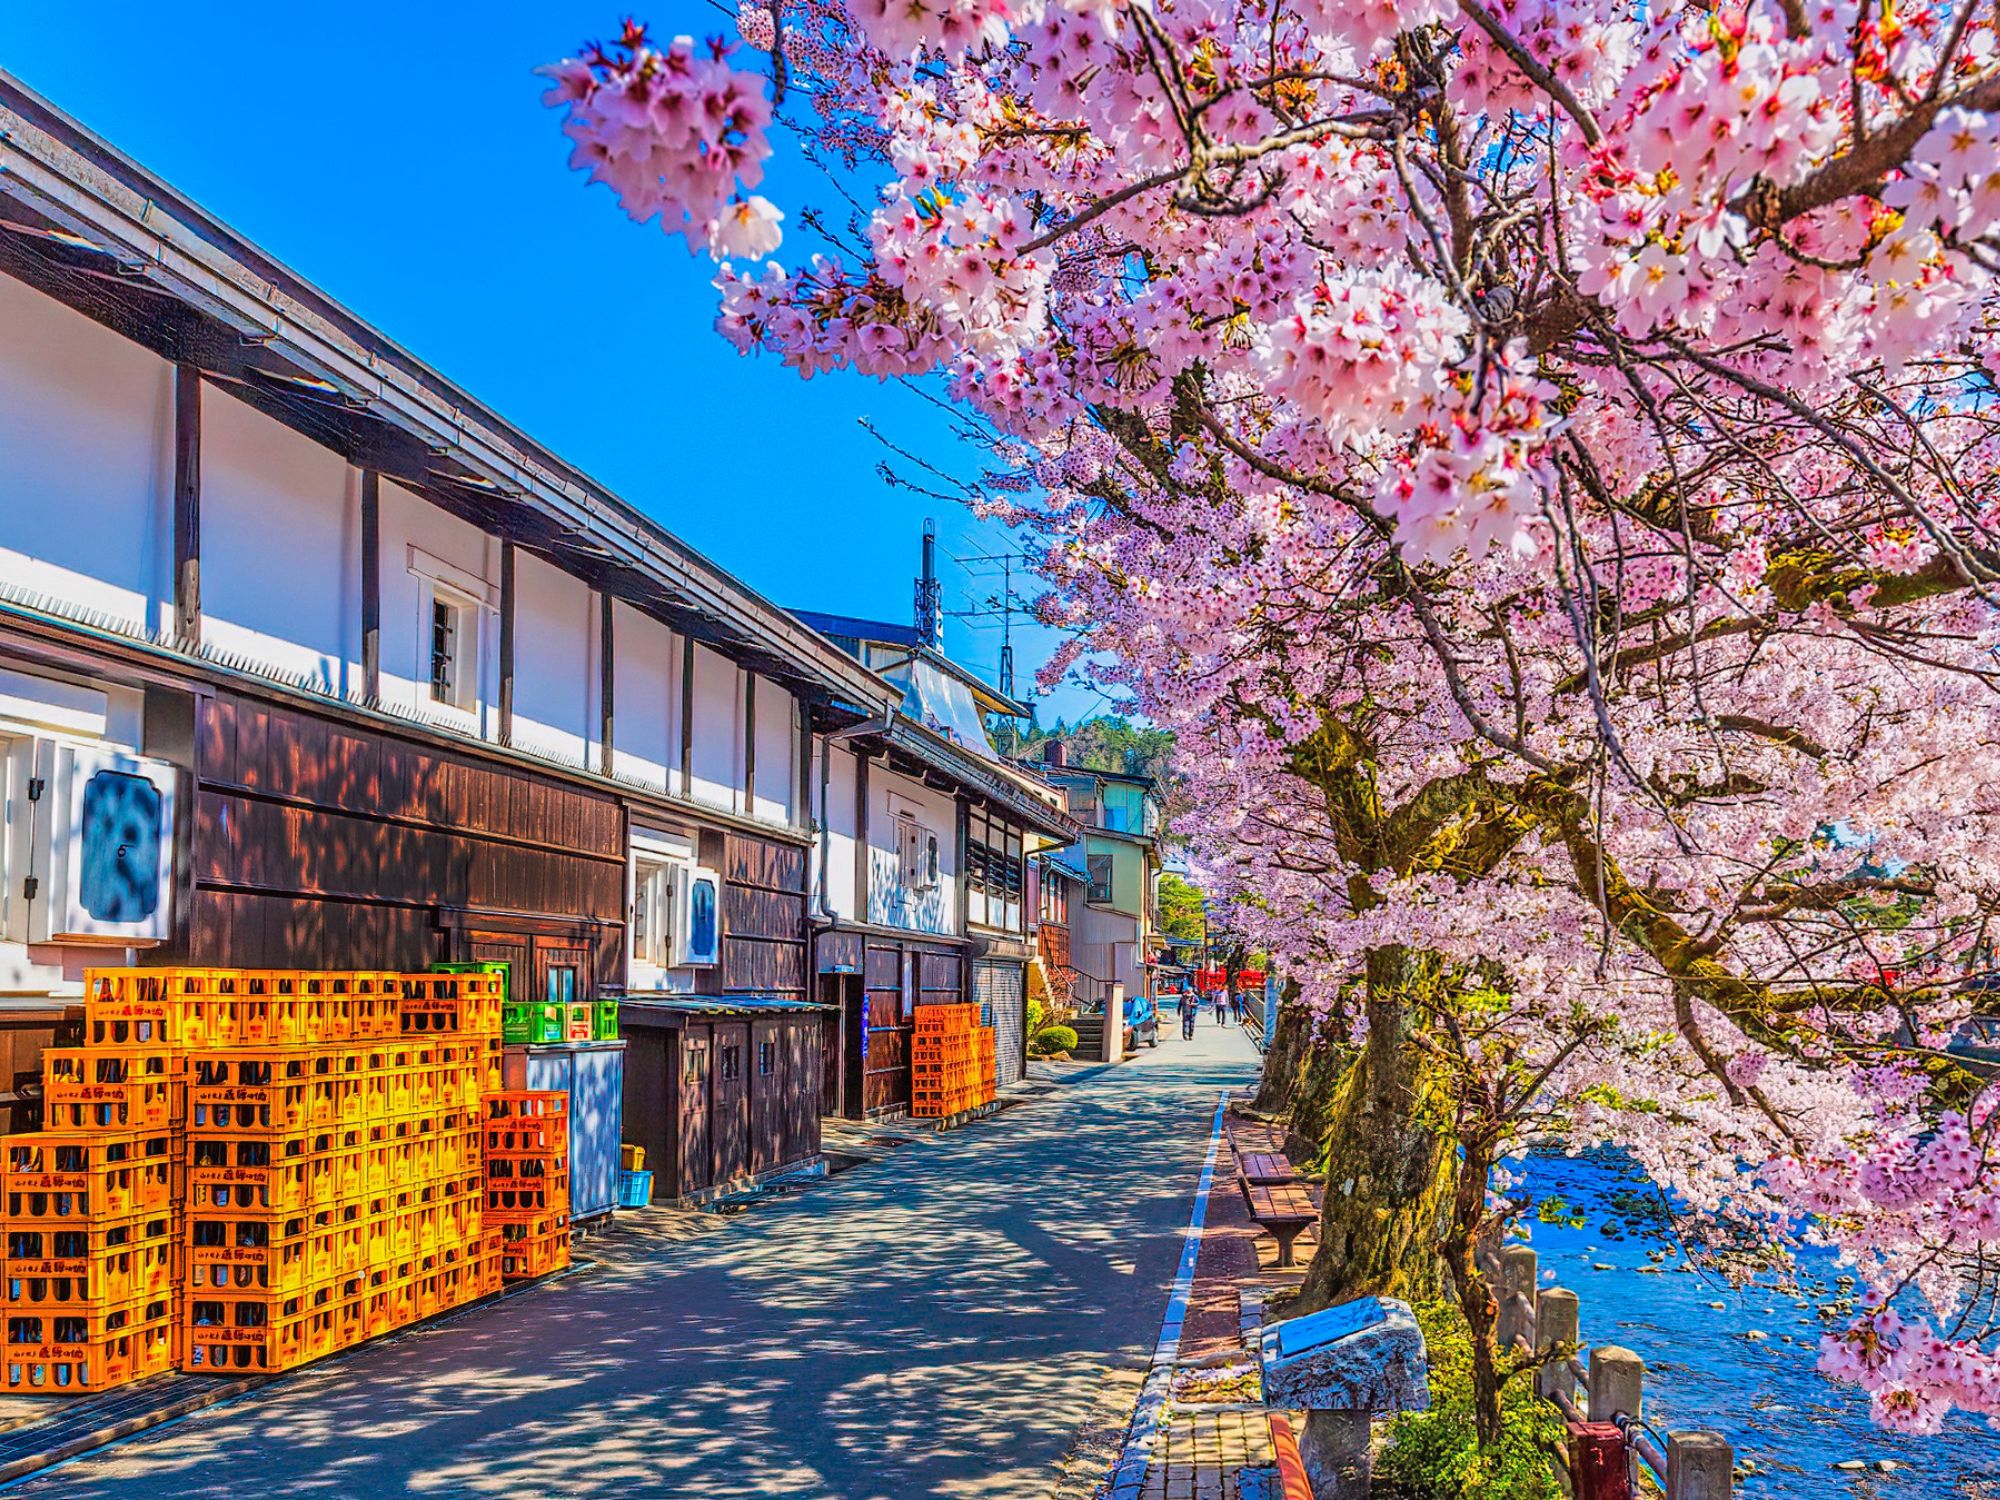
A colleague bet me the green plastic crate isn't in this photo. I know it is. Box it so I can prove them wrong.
[591,999,619,1041]
[430,960,511,1001]
[502,1000,564,1045]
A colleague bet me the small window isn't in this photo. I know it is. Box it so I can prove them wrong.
[897,814,939,892]
[631,859,676,968]
[544,966,577,1005]
[758,1041,775,1076]
[684,1044,707,1084]
[1087,853,1114,905]
[720,1045,742,1082]
[426,588,480,711]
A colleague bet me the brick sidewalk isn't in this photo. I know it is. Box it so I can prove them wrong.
[1110,1105,1312,1500]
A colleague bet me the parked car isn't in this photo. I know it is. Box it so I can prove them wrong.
[1125,993,1160,1049]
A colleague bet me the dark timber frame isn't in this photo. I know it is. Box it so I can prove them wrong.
[172,363,200,644]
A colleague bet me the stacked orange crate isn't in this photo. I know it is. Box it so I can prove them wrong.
[0,968,192,1392]
[483,1092,569,1282]
[911,1003,984,1117]
[179,970,503,1375]
[0,1129,176,1391]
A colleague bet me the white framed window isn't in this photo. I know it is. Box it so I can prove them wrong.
[632,857,676,968]
[426,585,481,712]
[406,546,494,718]
[897,814,939,892]
[630,827,696,980]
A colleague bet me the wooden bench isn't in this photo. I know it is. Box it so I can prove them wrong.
[1238,1151,1299,1185]
[1267,1413,1312,1499]
[1240,1177,1318,1267]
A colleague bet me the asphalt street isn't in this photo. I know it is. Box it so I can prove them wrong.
[10,1015,1260,1500]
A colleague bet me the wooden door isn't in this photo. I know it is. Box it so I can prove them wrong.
[816,973,844,1117]
[467,934,530,1003]
[712,1021,749,1184]
[679,1029,711,1195]
[749,1018,782,1175]
[783,1019,818,1162]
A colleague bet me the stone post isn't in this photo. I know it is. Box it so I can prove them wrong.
[1496,1245,1537,1351]
[1666,1430,1734,1500]
[1588,1345,1644,1424]
[1105,982,1125,1063]
[1298,1409,1372,1500]
[1535,1288,1579,1403]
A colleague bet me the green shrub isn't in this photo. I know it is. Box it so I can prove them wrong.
[1029,1025,1078,1057]
[1375,1300,1566,1500]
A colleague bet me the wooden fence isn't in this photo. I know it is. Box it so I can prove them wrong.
[1478,1237,1737,1499]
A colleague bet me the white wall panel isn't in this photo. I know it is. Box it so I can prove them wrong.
[0,271,171,633]
[611,603,676,792]
[821,744,859,919]
[868,770,958,934]
[510,550,591,767]
[202,386,357,693]
[752,676,796,826]
[689,644,741,812]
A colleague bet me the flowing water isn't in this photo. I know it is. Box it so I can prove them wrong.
[1518,1151,1997,1497]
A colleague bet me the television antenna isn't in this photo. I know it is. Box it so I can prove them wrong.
[949,543,1032,701]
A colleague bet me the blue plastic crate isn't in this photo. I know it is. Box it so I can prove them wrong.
[616,1170,653,1209]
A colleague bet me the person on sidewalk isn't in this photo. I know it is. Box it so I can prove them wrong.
[1213,988,1228,1025]
[1181,995,1197,1041]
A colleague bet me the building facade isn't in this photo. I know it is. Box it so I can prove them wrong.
[0,72,908,1197]
[1029,746,1166,1011]
[795,612,1075,1117]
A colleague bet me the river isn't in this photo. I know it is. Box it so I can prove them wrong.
[1519,1151,1997,1497]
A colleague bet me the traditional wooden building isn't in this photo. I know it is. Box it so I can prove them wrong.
[794,603,1076,1118]
[0,73,901,1196]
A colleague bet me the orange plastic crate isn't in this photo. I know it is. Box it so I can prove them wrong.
[3,1132,174,1222]
[41,1048,175,1131]
[3,1297,173,1391]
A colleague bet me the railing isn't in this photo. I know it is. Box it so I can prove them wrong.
[1242,1002,1266,1051]
[1478,1236,1736,1499]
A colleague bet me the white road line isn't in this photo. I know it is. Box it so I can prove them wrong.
[1103,1089,1229,1500]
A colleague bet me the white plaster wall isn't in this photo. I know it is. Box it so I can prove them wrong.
[819,742,859,919]
[202,387,358,695]
[611,604,678,793]
[868,769,958,935]
[377,479,497,724]
[509,550,592,768]
[752,676,795,826]
[0,271,173,634]
[688,644,741,812]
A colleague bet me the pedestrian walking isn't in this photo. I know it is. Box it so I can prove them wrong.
[1180,995,1196,1041]
[1230,990,1244,1026]
[1213,989,1228,1025]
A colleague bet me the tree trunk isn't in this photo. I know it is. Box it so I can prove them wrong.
[1254,986,1313,1117]
[1291,946,1456,1314]
[1443,1134,1505,1448]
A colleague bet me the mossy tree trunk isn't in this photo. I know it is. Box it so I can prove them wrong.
[1254,984,1314,1117]
[1442,1129,1505,1448]
[1291,946,1457,1314]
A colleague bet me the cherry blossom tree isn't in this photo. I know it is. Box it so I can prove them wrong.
[540,0,2000,1435]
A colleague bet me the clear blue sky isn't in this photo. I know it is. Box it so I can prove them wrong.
[0,1,1112,722]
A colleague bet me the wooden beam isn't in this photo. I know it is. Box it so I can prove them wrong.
[360,470,380,701]
[173,364,201,644]
[797,703,813,833]
[498,542,516,745]
[743,670,757,816]
[956,794,971,937]
[599,593,615,777]
[680,635,695,799]
[854,750,870,923]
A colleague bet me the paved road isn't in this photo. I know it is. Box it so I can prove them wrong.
[15,1019,1260,1500]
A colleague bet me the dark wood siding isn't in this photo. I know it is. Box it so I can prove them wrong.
[711,1020,749,1184]
[173,693,625,969]
[722,834,807,1001]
